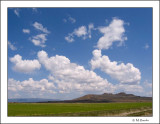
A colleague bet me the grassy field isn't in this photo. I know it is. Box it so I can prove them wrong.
[8,102,152,116]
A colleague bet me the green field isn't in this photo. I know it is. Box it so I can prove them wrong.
[8,102,152,116]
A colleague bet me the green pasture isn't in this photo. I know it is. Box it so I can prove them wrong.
[8,102,152,116]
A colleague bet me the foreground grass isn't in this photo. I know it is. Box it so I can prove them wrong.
[8,102,152,116]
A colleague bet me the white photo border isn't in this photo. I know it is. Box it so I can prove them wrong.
[1,1,159,123]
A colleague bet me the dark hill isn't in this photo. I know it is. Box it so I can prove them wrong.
[72,92,152,103]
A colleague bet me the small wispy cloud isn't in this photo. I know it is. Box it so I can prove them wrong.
[22,29,30,34]
[29,22,50,47]
[65,33,74,43]
[33,22,50,34]
[63,15,76,24]
[14,8,20,17]
[68,16,76,23]
[65,26,87,42]
[88,23,94,38]
[8,41,17,51]
[29,34,47,47]
[32,8,38,13]
[143,80,152,88]
[144,43,149,49]
[65,24,95,42]
[63,19,67,23]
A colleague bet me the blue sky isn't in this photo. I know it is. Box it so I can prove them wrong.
[8,8,152,99]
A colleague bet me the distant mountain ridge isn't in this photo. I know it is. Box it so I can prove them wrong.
[8,92,152,103]
[72,92,152,103]
[8,98,60,103]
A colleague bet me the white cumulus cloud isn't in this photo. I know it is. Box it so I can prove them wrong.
[22,29,30,34]
[74,26,87,38]
[90,49,141,84]
[8,50,144,98]
[8,78,56,98]
[37,50,115,93]
[10,54,41,73]
[33,22,50,34]
[97,18,127,50]
[8,41,17,51]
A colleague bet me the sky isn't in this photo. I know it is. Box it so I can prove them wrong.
[8,8,152,100]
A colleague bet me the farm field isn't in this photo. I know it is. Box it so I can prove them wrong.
[8,102,152,116]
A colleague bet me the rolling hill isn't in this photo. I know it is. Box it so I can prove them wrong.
[72,92,152,103]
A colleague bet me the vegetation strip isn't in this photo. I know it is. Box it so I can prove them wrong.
[8,102,152,116]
